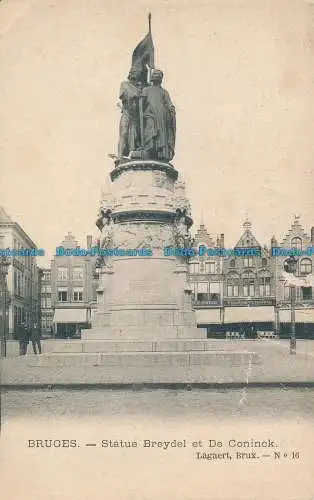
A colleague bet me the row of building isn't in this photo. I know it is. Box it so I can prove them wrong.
[191,217,314,338]
[0,206,313,339]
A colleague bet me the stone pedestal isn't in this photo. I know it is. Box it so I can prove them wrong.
[82,160,205,341]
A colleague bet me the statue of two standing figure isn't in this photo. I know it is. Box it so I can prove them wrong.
[118,67,176,163]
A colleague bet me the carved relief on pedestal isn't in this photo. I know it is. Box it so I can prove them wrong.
[113,222,174,249]
[173,208,194,249]
[95,209,114,268]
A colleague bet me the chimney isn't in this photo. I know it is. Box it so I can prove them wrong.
[86,234,92,249]
[220,233,224,249]
[311,227,314,244]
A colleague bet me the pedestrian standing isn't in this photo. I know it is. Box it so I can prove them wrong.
[31,322,42,355]
[18,322,29,356]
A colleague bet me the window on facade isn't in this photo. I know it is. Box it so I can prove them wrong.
[57,267,68,281]
[243,257,253,268]
[259,276,271,296]
[196,282,209,302]
[301,287,312,300]
[209,282,220,296]
[72,267,84,280]
[189,262,199,274]
[42,285,52,293]
[41,297,52,308]
[227,275,239,297]
[73,288,83,302]
[291,237,302,250]
[300,258,312,275]
[190,282,197,300]
[261,258,267,267]
[205,262,216,274]
[243,272,255,297]
[58,289,68,302]
[229,259,235,268]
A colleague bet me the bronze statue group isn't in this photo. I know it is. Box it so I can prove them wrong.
[116,18,176,164]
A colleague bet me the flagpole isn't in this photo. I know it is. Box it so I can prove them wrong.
[139,89,144,152]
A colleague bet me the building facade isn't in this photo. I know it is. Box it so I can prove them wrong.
[49,232,98,338]
[189,217,314,338]
[273,216,314,338]
[0,207,40,337]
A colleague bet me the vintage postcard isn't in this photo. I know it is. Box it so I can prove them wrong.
[0,0,314,499]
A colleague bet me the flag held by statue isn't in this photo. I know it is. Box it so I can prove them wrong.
[131,14,155,83]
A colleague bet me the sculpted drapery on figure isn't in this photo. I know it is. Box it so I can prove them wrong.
[142,69,176,162]
[118,68,142,158]
[116,16,176,164]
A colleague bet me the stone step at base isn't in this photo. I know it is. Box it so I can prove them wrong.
[81,325,206,340]
[20,350,258,366]
[1,351,259,385]
[47,339,240,354]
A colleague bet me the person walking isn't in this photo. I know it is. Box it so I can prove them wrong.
[31,322,42,355]
[18,321,29,356]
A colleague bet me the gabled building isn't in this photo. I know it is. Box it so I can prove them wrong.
[221,219,275,336]
[188,223,225,329]
[189,223,224,304]
[50,232,98,338]
[190,216,314,338]
[189,217,314,339]
[273,216,314,337]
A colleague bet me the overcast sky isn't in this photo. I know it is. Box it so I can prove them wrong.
[1,0,314,265]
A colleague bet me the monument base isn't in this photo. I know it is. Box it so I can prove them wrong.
[82,327,205,340]
[87,160,204,350]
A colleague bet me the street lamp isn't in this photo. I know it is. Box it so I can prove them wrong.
[284,255,298,355]
[0,256,10,358]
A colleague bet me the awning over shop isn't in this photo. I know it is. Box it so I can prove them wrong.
[196,308,222,325]
[224,306,274,323]
[53,308,87,324]
[279,308,314,323]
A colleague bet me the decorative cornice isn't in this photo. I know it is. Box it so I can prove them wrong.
[110,160,178,182]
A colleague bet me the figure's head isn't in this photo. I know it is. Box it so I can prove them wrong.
[151,69,163,84]
[128,67,142,82]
